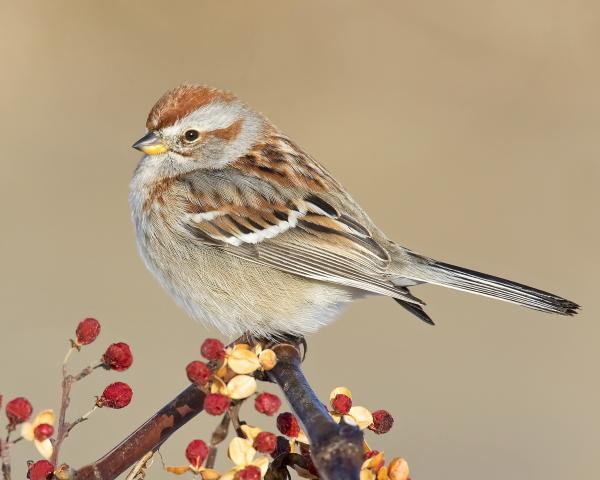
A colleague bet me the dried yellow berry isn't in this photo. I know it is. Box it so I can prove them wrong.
[387,458,410,480]
[227,375,258,399]
[258,349,278,371]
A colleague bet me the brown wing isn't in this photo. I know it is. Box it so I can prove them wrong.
[177,162,423,304]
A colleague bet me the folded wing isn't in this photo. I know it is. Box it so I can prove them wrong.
[178,169,423,305]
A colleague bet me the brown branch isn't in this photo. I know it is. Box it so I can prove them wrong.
[72,334,257,480]
[1,429,25,480]
[1,431,12,480]
[73,384,205,480]
[268,343,363,480]
[52,346,76,465]
[124,451,154,480]
[73,336,363,480]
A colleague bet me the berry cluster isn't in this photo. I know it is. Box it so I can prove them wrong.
[187,338,278,417]
[164,338,409,480]
[166,339,282,478]
[3,328,409,480]
[0,317,134,480]
[325,387,404,479]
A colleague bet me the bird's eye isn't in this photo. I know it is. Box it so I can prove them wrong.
[183,129,200,142]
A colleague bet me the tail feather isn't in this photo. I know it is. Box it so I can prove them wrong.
[394,298,435,325]
[404,257,580,316]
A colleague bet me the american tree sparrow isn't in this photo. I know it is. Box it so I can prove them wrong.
[130,85,578,338]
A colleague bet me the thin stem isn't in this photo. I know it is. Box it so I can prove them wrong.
[63,346,76,367]
[228,402,244,438]
[52,346,76,465]
[205,412,231,469]
[1,431,13,480]
[51,348,101,465]
[73,363,103,382]
[66,406,98,436]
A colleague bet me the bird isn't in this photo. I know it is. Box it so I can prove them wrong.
[130,84,579,339]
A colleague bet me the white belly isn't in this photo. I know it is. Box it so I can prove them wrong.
[129,172,354,339]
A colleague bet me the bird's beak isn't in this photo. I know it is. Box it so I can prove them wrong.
[132,131,168,155]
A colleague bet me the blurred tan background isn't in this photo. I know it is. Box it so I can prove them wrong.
[0,1,598,478]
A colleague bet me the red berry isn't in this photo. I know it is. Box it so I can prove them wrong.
[186,361,212,386]
[238,465,261,480]
[331,394,352,414]
[75,317,101,345]
[34,423,54,441]
[276,412,300,437]
[254,431,277,454]
[203,393,229,415]
[27,460,54,480]
[185,439,208,468]
[255,392,281,416]
[103,342,133,371]
[200,338,225,361]
[368,409,394,434]
[5,397,32,425]
[97,382,133,409]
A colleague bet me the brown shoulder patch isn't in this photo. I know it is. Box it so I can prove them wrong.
[146,84,236,130]
[143,177,176,211]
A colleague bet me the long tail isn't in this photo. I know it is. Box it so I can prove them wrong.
[403,255,580,316]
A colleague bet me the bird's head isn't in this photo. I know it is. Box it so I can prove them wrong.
[133,84,264,170]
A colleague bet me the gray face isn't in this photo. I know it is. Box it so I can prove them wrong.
[146,101,265,170]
